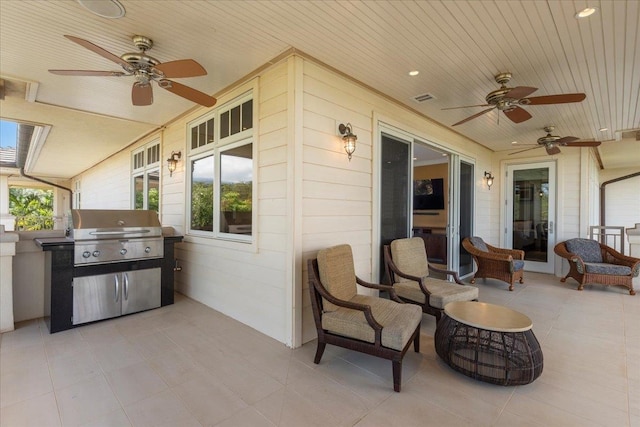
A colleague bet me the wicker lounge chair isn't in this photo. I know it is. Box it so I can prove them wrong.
[554,238,639,295]
[384,237,478,322]
[462,236,525,291]
[307,244,422,392]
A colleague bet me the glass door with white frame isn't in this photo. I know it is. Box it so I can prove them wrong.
[505,162,556,273]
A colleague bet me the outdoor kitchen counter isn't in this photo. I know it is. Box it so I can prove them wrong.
[36,234,183,333]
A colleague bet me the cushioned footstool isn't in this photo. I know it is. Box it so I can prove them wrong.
[435,301,543,386]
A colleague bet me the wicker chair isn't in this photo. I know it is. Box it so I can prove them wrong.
[384,237,479,322]
[462,236,525,291]
[307,244,422,392]
[554,238,639,295]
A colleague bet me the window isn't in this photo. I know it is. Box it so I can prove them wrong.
[187,93,254,240]
[132,140,160,212]
[9,186,54,230]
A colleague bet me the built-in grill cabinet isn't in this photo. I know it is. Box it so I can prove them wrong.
[37,209,182,333]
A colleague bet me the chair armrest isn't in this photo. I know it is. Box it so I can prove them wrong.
[601,245,640,267]
[386,258,433,298]
[356,276,403,303]
[486,242,525,260]
[428,264,464,284]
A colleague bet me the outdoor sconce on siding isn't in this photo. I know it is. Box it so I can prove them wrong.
[484,171,495,190]
[338,123,357,161]
[167,151,181,177]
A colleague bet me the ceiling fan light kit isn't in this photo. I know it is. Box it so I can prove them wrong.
[49,34,216,107]
[508,126,601,156]
[445,72,586,126]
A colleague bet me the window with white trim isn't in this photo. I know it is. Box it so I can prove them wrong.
[132,140,160,212]
[187,94,254,240]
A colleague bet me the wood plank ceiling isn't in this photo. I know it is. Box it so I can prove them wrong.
[0,0,638,178]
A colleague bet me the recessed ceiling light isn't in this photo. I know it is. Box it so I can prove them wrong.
[599,127,608,132]
[413,157,418,161]
[511,141,518,144]
[575,7,597,18]
[77,0,126,19]
[408,70,419,76]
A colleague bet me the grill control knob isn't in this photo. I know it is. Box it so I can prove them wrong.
[145,247,151,253]
[83,251,91,258]
[120,249,128,255]
[92,250,100,257]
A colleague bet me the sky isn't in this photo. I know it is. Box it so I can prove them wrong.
[0,120,18,148]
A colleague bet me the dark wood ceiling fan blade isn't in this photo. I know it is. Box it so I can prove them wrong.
[505,86,537,99]
[565,140,602,147]
[509,146,543,155]
[546,145,561,155]
[64,35,132,69]
[49,69,126,76]
[452,107,495,126]
[158,79,216,107]
[132,82,153,106]
[556,136,580,144]
[524,93,586,105]
[442,103,491,110]
[155,59,207,78]
[503,106,532,123]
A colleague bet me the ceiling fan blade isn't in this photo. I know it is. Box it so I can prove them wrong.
[509,146,543,155]
[546,145,561,155]
[155,59,207,78]
[564,140,602,147]
[442,103,492,110]
[451,106,495,126]
[503,106,532,123]
[158,79,216,107]
[64,35,132,70]
[524,93,586,105]
[132,82,153,106]
[556,136,580,144]
[505,86,537,99]
[49,69,126,77]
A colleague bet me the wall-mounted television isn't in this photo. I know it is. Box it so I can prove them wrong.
[413,178,445,210]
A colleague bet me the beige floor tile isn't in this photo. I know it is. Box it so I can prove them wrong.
[0,319,44,354]
[0,391,61,427]
[506,393,604,427]
[214,406,275,427]
[0,358,52,408]
[79,408,132,427]
[0,342,47,374]
[127,330,180,360]
[253,388,341,427]
[123,388,198,427]
[105,361,168,406]
[49,348,102,390]
[55,375,121,427]
[172,372,247,426]
[146,348,205,387]
[91,338,145,373]
[79,323,125,348]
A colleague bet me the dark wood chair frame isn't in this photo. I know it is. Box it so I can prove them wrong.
[383,245,472,323]
[554,241,639,295]
[307,258,421,392]
[461,237,525,291]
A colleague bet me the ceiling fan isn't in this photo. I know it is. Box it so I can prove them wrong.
[443,72,586,126]
[49,35,216,107]
[509,126,601,156]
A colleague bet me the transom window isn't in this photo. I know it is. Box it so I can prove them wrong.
[187,93,254,241]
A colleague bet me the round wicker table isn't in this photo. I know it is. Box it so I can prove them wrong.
[435,301,543,386]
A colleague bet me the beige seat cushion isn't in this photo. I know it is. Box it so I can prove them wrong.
[390,237,429,281]
[394,278,479,309]
[317,244,358,311]
[322,295,422,351]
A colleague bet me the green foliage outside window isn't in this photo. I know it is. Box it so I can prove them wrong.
[9,187,54,230]
[220,182,252,213]
[191,181,214,231]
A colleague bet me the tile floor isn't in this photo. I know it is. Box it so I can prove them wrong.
[1,272,638,426]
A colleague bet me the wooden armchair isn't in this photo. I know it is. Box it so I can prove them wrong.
[462,236,525,291]
[384,237,478,322]
[554,238,639,295]
[308,244,422,392]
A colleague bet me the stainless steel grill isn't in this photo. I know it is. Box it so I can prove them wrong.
[71,209,163,266]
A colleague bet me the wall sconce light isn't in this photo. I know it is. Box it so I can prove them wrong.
[167,151,181,177]
[338,123,357,161]
[484,171,495,190]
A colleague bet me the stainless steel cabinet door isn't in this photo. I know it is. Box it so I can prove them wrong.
[121,268,161,315]
[73,273,121,325]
